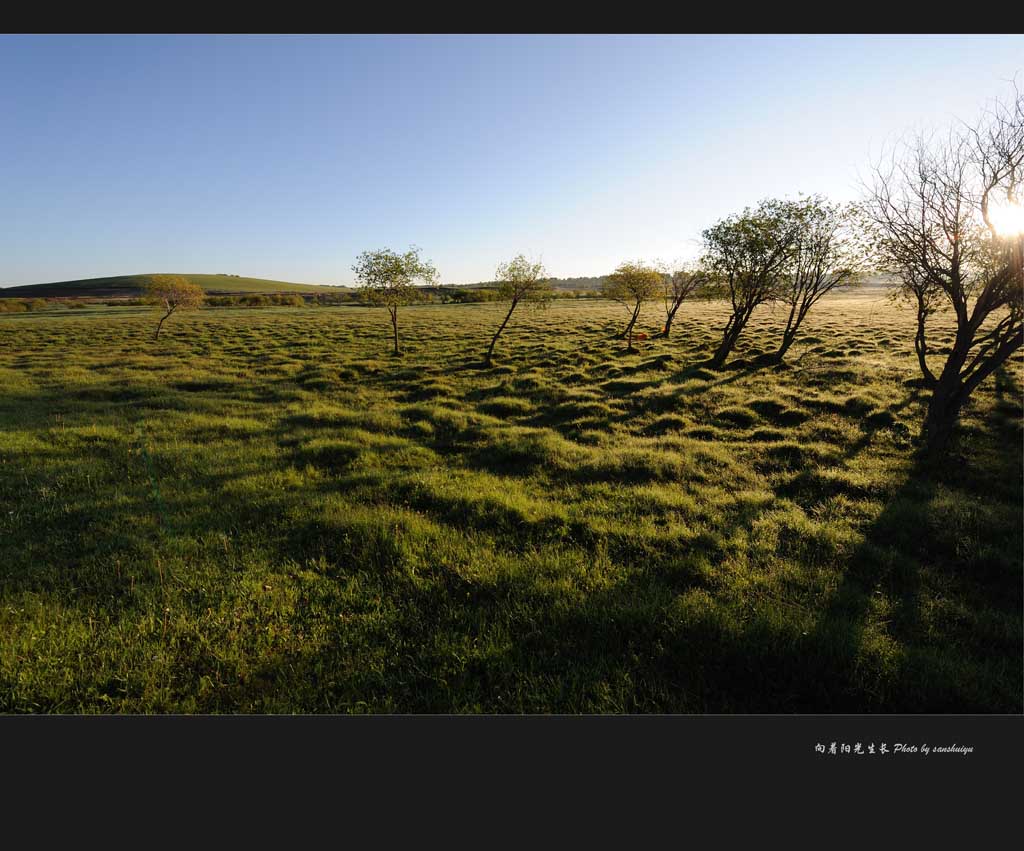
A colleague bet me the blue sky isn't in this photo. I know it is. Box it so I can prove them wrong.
[1,34,1022,287]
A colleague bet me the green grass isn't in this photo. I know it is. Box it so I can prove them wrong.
[0,293,1020,712]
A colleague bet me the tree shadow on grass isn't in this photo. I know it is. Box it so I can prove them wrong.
[797,437,1022,712]
[666,358,772,394]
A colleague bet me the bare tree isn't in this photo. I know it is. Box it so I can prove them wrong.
[353,246,438,355]
[702,200,800,368]
[657,262,710,338]
[485,254,553,365]
[143,275,205,341]
[885,265,943,383]
[864,84,1023,456]
[772,196,865,362]
[604,261,662,352]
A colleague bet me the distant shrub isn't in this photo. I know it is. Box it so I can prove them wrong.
[0,298,49,312]
[460,289,498,303]
[205,294,304,308]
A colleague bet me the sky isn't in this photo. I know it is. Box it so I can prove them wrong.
[1,34,1022,287]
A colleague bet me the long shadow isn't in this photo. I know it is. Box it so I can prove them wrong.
[798,460,935,711]
[992,364,1023,420]
[837,387,923,463]
[665,358,772,394]
[233,429,1018,712]
[211,479,767,713]
[5,323,1021,712]
[799,433,1022,711]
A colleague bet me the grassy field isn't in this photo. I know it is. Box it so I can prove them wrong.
[0,293,1020,712]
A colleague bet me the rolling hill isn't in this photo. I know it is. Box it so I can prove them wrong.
[0,274,350,299]
[2,272,899,301]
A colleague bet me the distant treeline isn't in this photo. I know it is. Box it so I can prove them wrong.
[454,275,608,292]
[0,285,607,313]
[206,293,307,307]
[204,287,603,306]
[0,298,88,313]
[416,285,603,303]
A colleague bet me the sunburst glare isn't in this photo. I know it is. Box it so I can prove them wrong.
[987,197,1024,236]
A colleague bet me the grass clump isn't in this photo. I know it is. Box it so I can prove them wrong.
[0,292,1019,712]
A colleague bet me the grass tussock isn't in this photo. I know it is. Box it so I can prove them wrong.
[0,293,1019,712]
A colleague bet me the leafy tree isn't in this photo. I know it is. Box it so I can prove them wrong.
[352,246,437,355]
[657,262,710,338]
[863,84,1023,457]
[604,261,661,352]
[772,196,865,362]
[486,254,553,365]
[143,275,204,341]
[702,200,800,368]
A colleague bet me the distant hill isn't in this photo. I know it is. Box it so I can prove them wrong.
[1,272,611,300]
[2,271,898,300]
[0,274,350,299]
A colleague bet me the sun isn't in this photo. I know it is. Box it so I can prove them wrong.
[987,198,1024,237]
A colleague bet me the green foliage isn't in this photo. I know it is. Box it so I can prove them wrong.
[486,255,555,362]
[352,246,438,309]
[604,261,662,348]
[353,246,438,354]
[603,261,661,306]
[144,275,205,311]
[144,275,205,340]
[495,254,554,307]
[776,196,867,304]
[701,199,799,302]
[0,298,51,313]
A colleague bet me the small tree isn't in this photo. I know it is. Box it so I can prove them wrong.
[657,262,710,338]
[485,254,553,365]
[352,246,437,355]
[772,196,865,362]
[702,200,800,368]
[604,261,661,352]
[863,84,1023,456]
[144,275,204,341]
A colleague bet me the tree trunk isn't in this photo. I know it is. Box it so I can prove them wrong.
[711,312,746,369]
[486,300,518,365]
[154,308,173,341]
[921,375,963,459]
[920,333,972,456]
[620,302,641,340]
[662,305,679,338]
[772,331,796,363]
[913,295,937,388]
[770,301,799,362]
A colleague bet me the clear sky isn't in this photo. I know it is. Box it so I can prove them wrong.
[1,34,1022,287]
